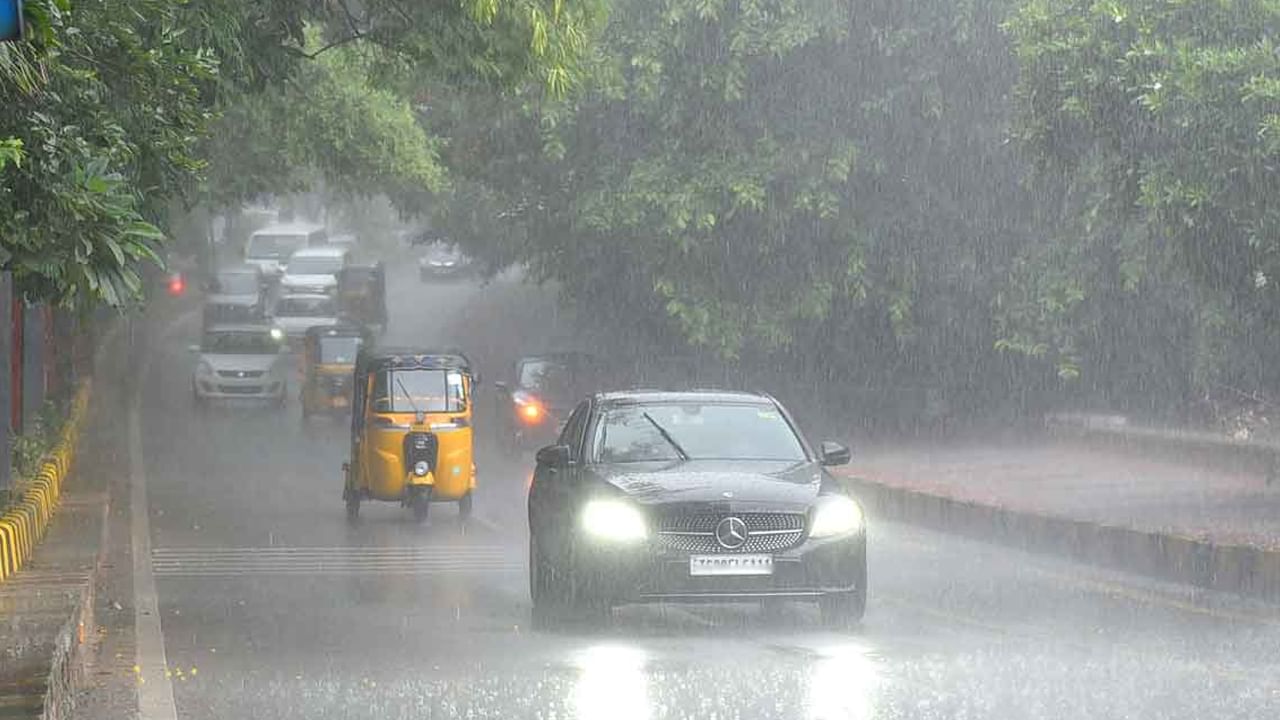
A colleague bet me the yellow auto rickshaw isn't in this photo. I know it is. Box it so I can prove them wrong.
[343,348,477,522]
[300,325,371,419]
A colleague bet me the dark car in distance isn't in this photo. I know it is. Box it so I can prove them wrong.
[494,352,603,453]
[527,390,866,628]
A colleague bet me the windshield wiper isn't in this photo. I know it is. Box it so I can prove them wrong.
[394,374,421,414]
[642,412,689,461]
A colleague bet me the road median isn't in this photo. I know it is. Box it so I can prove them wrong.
[843,469,1280,602]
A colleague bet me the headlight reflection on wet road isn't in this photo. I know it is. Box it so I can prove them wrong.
[572,645,650,720]
[807,643,879,720]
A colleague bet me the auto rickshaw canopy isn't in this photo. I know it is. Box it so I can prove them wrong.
[304,324,372,364]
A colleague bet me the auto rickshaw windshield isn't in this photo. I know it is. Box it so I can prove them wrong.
[373,368,467,413]
[319,336,362,364]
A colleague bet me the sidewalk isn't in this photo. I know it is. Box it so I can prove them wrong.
[844,440,1280,550]
[0,494,105,719]
[0,312,142,720]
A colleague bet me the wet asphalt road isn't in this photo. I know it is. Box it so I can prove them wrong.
[130,261,1280,719]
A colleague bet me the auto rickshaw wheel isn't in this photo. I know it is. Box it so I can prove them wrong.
[458,492,473,519]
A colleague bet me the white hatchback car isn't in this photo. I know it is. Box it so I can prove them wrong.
[191,324,289,407]
[280,246,350,296]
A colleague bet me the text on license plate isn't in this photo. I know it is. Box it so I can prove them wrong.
[689,554,774,576]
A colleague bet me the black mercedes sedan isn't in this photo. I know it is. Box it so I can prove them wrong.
[527,390,867,628]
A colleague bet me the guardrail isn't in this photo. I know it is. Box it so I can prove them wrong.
[1045,413,1280,485]
[0,380,92,582]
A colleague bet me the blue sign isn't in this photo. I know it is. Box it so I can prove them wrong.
[0,0,22,42]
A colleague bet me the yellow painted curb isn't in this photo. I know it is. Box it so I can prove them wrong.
[0,380,93,584]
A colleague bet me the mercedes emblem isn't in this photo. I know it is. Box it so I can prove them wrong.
[714,516,748,550]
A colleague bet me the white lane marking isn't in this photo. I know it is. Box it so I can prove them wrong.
[130,349,178,720]
[150,545,524,577]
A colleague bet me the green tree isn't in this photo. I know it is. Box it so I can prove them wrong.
[1003,0,1280,412]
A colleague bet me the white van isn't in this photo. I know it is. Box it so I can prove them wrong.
[245,223,328,279]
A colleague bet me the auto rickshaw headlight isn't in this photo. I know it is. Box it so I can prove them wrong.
[413,461,429,477]
[581,500,647,543]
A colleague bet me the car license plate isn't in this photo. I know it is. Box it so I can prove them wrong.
[689,554,773,577]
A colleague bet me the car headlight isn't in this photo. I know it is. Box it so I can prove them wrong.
[808,495,865,538]
[269,327,285,342]
[580,499,647,543]
[197,360,214,376]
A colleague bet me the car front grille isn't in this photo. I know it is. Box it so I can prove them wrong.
[217,370,265,378]
[655,512,806,554]
[218,385,263,394]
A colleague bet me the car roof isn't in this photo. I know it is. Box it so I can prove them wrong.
[595,389,776,406]
[287,246,347,259]
[519,352,598,363]
[251,222,325,236]
[203,323,276,334]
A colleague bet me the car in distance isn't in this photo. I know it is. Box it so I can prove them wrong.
[244,222,327,282]
[271,293,341,347]
[191,324,289,408]
[202,265,267,327]
[494,352,603,453]
[527,390,866,627]
[280,246,351,296]
[418,243,473,280]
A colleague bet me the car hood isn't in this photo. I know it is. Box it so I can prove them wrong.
[200,353,280,373]
[274,315,338,335]
[206,293,258,307]
[281,274,337,287]
[589,459,826,512]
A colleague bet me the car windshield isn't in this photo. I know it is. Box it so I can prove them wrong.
[287,256,342,275]
[214,272,258,295]
[318,336,361,364]
[202,331,278,355]
[593,402,807,463]
[519,359,571,391]
[246,233,305,259]
[372,368,467,413]
[275,297,334,317]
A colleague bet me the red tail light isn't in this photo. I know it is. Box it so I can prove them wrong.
[167,273,186,296]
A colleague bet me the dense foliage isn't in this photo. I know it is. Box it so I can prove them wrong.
[0,0,602,306]
[2,0,1276,424]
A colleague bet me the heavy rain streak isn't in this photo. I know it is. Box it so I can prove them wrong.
[1,1,1279,719]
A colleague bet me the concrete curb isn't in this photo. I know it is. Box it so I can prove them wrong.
[41,500,108,720]
[0,381,93,583]
[846,475,1280,602]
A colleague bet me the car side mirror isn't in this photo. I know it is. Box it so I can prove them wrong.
[820,441,851,467]
[536,444,571,468]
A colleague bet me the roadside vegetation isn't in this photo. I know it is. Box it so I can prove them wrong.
[1,0,1277,431]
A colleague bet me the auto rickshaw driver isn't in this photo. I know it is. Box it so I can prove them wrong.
[344,349,477,523]
[300,325,370,419]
